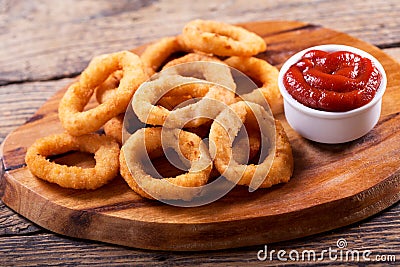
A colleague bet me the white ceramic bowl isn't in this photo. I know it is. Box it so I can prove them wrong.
[278,44,387,144]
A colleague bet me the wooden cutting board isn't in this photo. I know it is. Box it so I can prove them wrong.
[1,21,400,251]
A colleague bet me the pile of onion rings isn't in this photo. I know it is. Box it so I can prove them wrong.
[24,19,293,206]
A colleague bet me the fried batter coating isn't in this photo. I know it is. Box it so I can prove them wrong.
[210,101,293,189]
[95,70,123,104]
[58,51,147,136]
[104,114,124,145]
[140,36,190,75]
[181,20,266,56]
[120,127,212,200]
[25,133,120,189]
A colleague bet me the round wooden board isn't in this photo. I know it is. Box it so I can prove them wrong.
[1,21,400,251]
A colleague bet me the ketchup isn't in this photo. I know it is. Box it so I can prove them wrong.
[283,49,382,112]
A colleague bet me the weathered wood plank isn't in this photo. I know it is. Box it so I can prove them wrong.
[0,203,398,266]
[0,0,399,84]
[0,202,42,236]
[0,78,74,144]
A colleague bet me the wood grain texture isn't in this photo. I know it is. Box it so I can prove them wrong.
[2,21,400,253]
[0,78,75,143]
[0,211,399,267]
[1,0,400,265]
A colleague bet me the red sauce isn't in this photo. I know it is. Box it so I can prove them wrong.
[283,49,382,112]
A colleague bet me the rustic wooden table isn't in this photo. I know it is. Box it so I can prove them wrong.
[1,0,399,266]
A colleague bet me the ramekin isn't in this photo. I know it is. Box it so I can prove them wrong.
[278,44,387,144]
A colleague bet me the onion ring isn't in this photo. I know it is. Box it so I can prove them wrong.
[132,70,235,128]
[140,36,190,75]
[132,75,206,126]
[209,101,292,190]
[224,56,283,115]
[120,127,212,201]
[25,133,120,190]
[181,20,266,56]
[58,51,147,136]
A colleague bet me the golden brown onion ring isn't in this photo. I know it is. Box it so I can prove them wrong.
[181,20,266,56]
[59,51,147,136]
[25,133,120,190]
[140,36,190,75]
[120,127,212,201]
[209,101,293,189]
[132,74,235,128]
